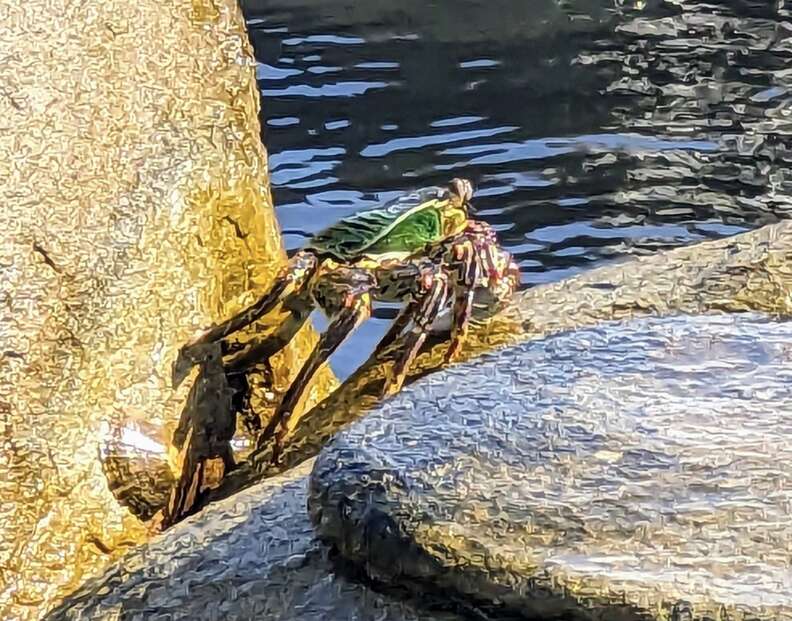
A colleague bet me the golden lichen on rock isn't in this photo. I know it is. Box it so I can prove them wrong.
[0,0,334,618]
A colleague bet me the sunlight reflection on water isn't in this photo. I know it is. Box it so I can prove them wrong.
[242,0,792,377]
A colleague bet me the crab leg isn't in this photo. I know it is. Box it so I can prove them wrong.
[372,261,427,352]
[163,428,237,529]
[445,236,481,363]
[259,286,374,462]
[163,433,205,528]
[223,307,311,373]
[382,270,449,397]
[376,298,420,352]
[173,251,317,387]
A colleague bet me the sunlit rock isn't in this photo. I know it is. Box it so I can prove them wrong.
[0,1,333,618]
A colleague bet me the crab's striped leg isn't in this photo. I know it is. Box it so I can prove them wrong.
[172,251,318,387]
[382,269,449,398]
[445,235,482,363]
[259,274,375,462]
[372,260,429,352]
[446,222,520,362]
[376,300,419,353]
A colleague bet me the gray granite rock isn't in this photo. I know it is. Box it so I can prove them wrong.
[47,461,468,621]
[310,313,792,621]
[271,220,792,478]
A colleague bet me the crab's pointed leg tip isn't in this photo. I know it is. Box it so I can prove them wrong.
[379,377,396,399]
[172,347,196,388]
[381,373,407,399]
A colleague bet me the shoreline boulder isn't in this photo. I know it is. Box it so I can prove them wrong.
[46,461,468,621]
[310,313,792,620]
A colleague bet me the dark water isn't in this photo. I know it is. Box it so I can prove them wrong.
[241,0,792,377]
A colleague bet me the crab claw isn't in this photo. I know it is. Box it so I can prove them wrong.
[448,178,473,204]
[172,338,212,388]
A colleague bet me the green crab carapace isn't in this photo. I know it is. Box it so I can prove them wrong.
[173,178,518,468]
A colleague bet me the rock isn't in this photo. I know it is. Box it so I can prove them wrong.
[310,313,792,620]
[266,219,792,476]
[46,461,469,621]
[0,0,333,617]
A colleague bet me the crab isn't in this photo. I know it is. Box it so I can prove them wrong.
[173,178,519,464]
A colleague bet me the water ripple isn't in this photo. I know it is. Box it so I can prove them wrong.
[243,0,792,377]
[262,81,391,98]
[361,126,518,158]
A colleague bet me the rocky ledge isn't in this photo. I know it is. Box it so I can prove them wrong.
[310,313,792,620]
[46,459,470,621]
[50,313,792,619]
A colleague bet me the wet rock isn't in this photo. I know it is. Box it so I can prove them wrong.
[310,313,792,620]
[47,461,468,621]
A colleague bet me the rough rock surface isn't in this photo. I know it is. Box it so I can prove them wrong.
[311,313,792,620]
[46,461,468,621]
[269,219,792,476]
[0,1,333,617]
